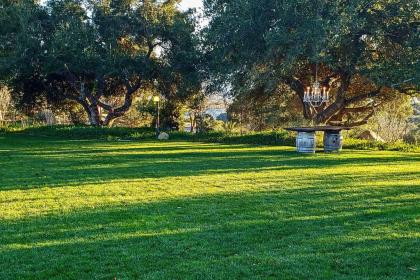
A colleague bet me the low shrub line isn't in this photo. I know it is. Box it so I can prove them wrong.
[1,125,418,152]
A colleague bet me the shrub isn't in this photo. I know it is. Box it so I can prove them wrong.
[2,125,418,152]
[3,125,155,140]
[343,138,419,152]
[404,128,420,145]
[169,130,296,146]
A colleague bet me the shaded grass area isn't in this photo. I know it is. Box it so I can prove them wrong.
[0,134,419,279]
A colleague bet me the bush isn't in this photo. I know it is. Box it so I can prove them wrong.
[2,125,418,152]
[343,138,419,152]
[404,128,420,145]
[1,125,155,140]
[170,130,296,146]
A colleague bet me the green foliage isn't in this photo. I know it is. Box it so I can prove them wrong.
[344,138,418,152]
[178,130,295,146]
[196,113,218,132]
[404,128,420,145]
[0,135,419,278]
[228,85,305,131]
[204,0,419,88]
[0,125,155,140]
[221,120,238,134]
[68,103,88,125]
[3,125,417,151]
[368,95,415,143]
[203,0,419,125]
[1,0,201,126]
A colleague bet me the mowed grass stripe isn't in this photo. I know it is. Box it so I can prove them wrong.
[0,135,419,279]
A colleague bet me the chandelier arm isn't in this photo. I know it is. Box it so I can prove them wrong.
[302,65,333,108]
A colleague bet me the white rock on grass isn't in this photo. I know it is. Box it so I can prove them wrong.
[158,132,169,140]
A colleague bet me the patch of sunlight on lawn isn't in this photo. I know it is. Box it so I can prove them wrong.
[0,137,419,279]
[1,147,418,220]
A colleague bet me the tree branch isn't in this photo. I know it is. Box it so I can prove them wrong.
[345,87,382,105]
[97,100,113,112]
[314,71,351,124]
[344,110,375,127]
[102,81,142,126]
[125,79,142,95]
[321,73,340,87]
[284,76,312,119]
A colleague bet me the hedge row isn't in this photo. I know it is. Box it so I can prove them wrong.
[1,125,418,152]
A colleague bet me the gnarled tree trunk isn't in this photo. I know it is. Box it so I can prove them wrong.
[286,72,382,127]
[64,71,141,127]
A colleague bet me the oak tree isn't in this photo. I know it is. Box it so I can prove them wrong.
[203,0,419,126]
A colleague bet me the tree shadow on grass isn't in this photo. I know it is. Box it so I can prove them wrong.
[0,184,418,279]
[1,139,419,191]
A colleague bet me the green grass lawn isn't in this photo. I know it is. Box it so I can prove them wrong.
[0,134,419,279]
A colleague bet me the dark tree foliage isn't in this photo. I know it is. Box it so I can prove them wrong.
[1,0,201,126]
[203,0,419,126]
[228,85,304,131]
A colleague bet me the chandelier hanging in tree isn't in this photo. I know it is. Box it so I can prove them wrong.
[303,64,330,107]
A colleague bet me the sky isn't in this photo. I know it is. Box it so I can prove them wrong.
[179,0,203,11]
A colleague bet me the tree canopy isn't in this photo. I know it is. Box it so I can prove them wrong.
[203,0,419,126]
[1,0,201,126]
